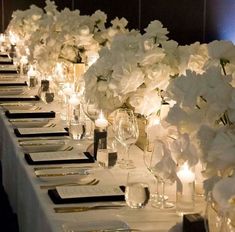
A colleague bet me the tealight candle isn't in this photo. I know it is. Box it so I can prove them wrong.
[63,83,74,96]
[176,162,195,215]
[95,111,108,129]
[27,65,37,87]
[177,163,195,183]
[68,94,80,106]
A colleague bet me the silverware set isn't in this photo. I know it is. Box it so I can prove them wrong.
[40,178,99,189]
[54,204,125,213]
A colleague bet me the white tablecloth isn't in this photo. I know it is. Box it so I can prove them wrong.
[0,105,205,232]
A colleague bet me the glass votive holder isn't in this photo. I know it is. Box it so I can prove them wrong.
[68,119,85,140]
[125,170,150,209]
[176,163,195,215]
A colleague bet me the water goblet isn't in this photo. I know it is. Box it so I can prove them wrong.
[148,140,175,209]
[113,108,139,169]
[125,170,150,209]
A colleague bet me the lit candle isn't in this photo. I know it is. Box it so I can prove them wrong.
[27,65,36,77]
[176,162,195,214]
[0,34,5,43]
[62,83,74,96]
[68,94,80,106]
[95,110,108,129]
[27,65,37,87]
[9,32,18,45]
[177,163,195,183]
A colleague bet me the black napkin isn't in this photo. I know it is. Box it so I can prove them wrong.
[0,69,18,74]
[14,127,69,137]
[0,95,40,101]
[5,110,55,119]
[24,152,94,165]
[0,81,27,86]
[48,186,125,204]
[0,60,13,65]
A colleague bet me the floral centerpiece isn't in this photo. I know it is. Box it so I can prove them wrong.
[84,20,178,115]
[84,16,235,212]
[6,0,130,78]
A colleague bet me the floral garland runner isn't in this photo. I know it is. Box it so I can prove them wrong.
[5,0,235,222]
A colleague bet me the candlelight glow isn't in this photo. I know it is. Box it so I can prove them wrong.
[95,110,108,128]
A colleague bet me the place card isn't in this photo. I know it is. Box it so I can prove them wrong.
[15,127,69,137]
[0,57,13,64]
[24,151,94,165]
[48,185,125,204]
[0,95,40,101]
[5,110,55,118]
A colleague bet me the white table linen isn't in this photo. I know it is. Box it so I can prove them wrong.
[0,105,205,232]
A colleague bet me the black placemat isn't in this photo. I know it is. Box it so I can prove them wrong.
[5,110,55,119]
[24,152,94,165]
[0,95,40,101]
[48,186,125,204]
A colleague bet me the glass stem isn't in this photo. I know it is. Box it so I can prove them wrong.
[158,180,166,209]
[124,144,131,161]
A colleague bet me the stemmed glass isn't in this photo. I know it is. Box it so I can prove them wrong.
[81,97,100,139]
[147,139,174,209]
[113,108,139,169]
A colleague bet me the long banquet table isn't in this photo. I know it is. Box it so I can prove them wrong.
[0,95,205,232]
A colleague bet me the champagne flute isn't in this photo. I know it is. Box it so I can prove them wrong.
[113,108,139,169]
[148,139,174,209]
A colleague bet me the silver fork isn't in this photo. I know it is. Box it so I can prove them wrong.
[62,146,73,151]
[45,123,56,128]
[40,179,99,189]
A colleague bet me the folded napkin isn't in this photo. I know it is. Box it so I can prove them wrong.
[14,127,69,137]
[48,185,125,204]
[5,110,55,119]
[25,151,94,165]
[0,81,27,86]
[0,95,40,101]
[62,219,129,232]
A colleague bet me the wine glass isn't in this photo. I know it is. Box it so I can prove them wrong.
[113,108,139,169]
[81,97,100,139]
[148,139,174,209]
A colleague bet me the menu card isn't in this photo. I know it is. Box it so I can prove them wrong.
[25,151,94,165]
[56,185,124,199]
[0,65,18,73]
[0,57,13,64]
[29,151,87,162]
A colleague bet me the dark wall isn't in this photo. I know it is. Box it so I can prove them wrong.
[205,0,235,43]
[1,0,235,44]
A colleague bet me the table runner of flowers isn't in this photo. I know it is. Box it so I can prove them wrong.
[4,0,235,215]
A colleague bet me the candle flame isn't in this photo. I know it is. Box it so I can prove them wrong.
[99,110,105,120]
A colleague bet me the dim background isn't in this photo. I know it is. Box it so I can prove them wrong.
[1,0,235,45]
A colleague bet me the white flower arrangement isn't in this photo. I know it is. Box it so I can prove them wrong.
[6,0,130,77]
[84,20,177,115]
